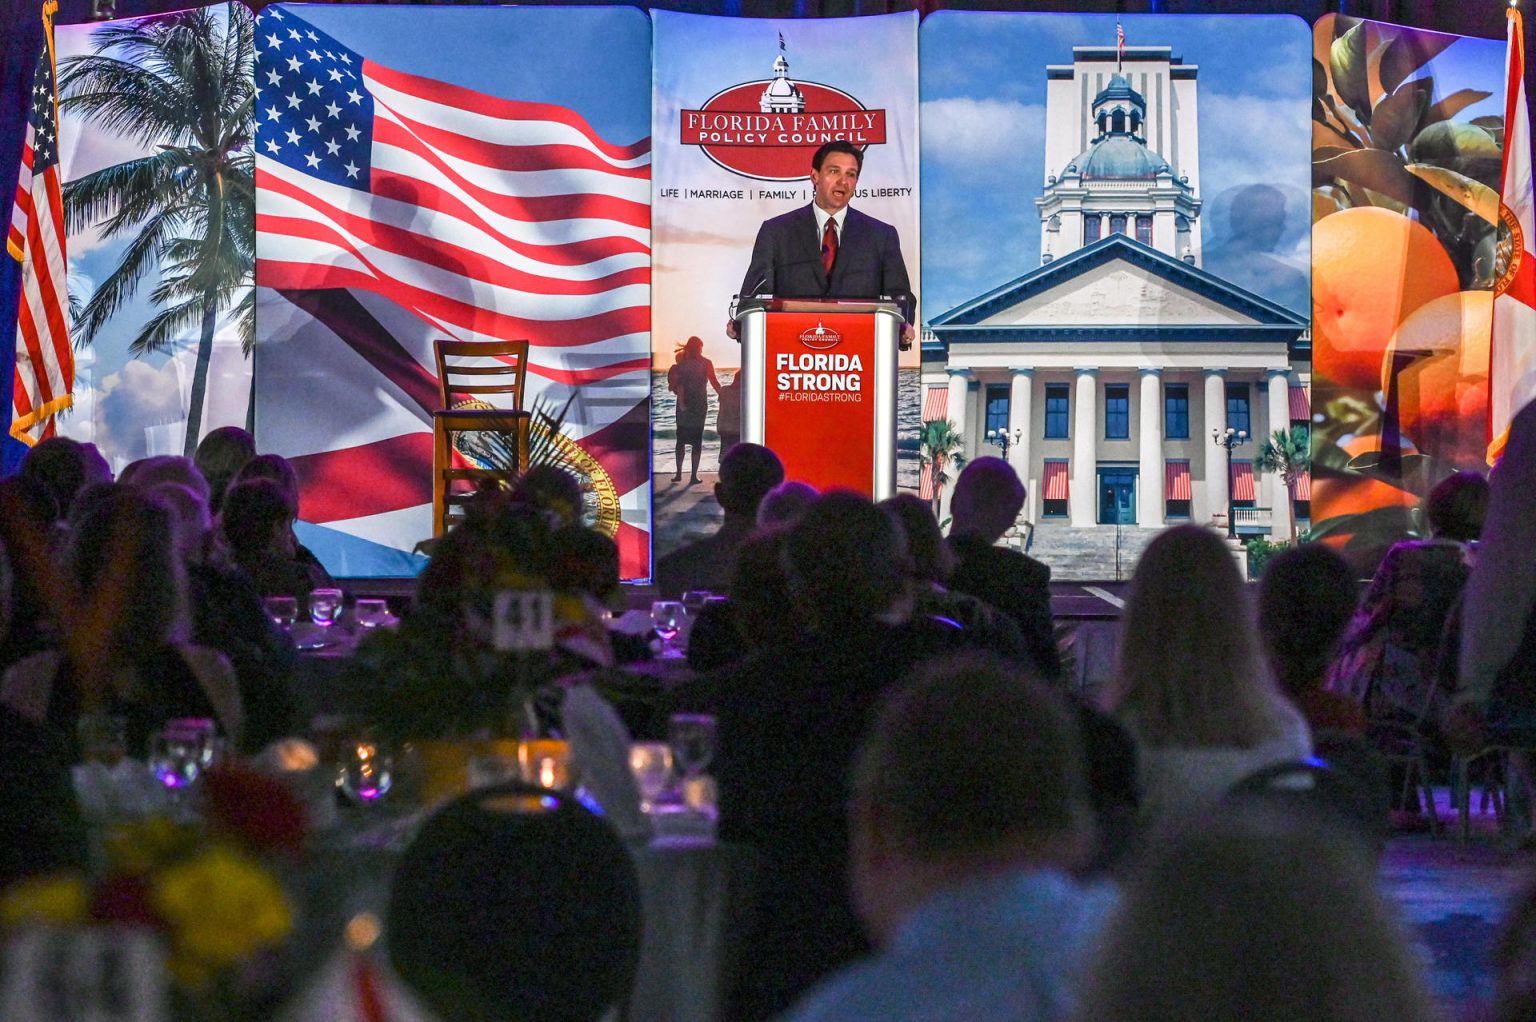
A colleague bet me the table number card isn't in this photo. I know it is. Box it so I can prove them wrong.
[493,590,555,652]
[1,927,166,1022]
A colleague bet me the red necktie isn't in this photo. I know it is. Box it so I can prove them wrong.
[821,217,838,276]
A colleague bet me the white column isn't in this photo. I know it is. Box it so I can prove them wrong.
[1070,367,1098,528]
[1265,368,1294,540]
[1138,368,1164,528]
[1204,368,1229,527]
[945,368,971,438]
[1008,368,1033,499]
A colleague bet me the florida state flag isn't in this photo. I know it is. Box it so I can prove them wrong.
[1489,5,1536,464]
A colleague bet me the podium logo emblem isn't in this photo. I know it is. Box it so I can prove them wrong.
[679,35,886,182]
[799,322,841,351]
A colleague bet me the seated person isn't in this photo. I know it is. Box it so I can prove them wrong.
[778,653,1115,1022]
[1,491,243,759]
[654,443,783,598]
[387,781,641,1022]
[1258,544,1365,735]
[220,480,335,601]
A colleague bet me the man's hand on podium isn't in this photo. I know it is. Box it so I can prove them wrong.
[726,319,739,341]
[899,322,916,351]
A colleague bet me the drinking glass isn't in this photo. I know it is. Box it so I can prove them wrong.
[149,728,207,791]
[339,740,393,805]
[264,595,298,630]
[354,598,390,629]
[681,590,712,615]
[628,742,674,813]
[651,600,686,656]
[519,739,572,791]
[668,713,717,780]
[310,588,344,628]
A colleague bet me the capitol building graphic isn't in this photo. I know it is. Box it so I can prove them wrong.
[924,36,1311,575]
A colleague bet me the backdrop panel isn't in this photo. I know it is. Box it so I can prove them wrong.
[51,4,254,470]
[920,12,1312,548]
[1309,15,1505,566]
[650,9,919,561]
[253,3,653,578]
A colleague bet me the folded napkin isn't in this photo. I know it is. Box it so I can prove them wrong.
[561,683,649,841]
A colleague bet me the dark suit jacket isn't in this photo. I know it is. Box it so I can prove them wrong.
[947,535,1062,684]
[738,204,911,306]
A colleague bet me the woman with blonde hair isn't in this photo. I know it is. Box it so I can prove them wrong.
[1104,525,1310,823]
[1070,809,1439,1022]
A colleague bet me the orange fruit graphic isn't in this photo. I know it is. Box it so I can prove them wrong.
[1381,290,1493,466]
[1313,208,1461,391]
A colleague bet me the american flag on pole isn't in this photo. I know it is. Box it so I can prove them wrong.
[8,0,73,447]
[1489,3,1536,465]
[253,7,652,576]
[1116,21,1126,72]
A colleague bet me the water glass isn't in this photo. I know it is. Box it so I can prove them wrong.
[354,598,390,629]
[339,740,393,805]
[264,595,298,630]
[668,713,717,780]
[519,739,573,791]
[651,600,686,655]
[310,588,344,628]
[628,742,674,813]
[149,728,207,791]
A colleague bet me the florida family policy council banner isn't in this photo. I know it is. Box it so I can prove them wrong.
[649,10,920,560]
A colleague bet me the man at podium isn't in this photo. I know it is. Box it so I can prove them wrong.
[729,140,915,348]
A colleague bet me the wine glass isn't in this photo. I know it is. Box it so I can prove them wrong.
[651,600,686,657]
[264,595,298,630]
[310,588,344,628]
[681,590,712,615]
[339,740,393,805]
[354,598,390,629]
[149,727,208,792]
[667,713,717,780]
[628,742,674,814]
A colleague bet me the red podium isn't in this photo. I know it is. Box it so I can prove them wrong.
[734,297,903,498]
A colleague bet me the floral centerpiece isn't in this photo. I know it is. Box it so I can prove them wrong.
[0,765,307,1021]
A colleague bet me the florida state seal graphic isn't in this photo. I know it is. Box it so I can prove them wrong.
[680,33,887,182]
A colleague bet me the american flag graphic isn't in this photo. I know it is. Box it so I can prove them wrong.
[8,0,73,447]
[253,7,652,575]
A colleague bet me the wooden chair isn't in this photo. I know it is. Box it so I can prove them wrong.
[431,339,532,536]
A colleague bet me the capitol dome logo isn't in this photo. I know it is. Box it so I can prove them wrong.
[680,34,886,182]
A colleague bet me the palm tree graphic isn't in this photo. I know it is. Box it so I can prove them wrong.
[59,6,254,457]
[919,417,966,520]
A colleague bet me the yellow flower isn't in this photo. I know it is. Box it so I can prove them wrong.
[151,846,291,972]
[1,874,88,927]
[103,815,197,875]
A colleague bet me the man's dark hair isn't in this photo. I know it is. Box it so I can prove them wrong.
[716,442,785,518]
[853,653,1088,858]
[1257,543,1359,696]
[1424,469,1489,543]
[220,479,293,556]
[19,437,95,522]
[783,490,907,626]
[812,139,864,172]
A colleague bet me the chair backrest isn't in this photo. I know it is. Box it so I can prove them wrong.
[1225,755,1389,854]
[433,339,530,410]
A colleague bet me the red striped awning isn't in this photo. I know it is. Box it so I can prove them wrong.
[1042,461,1069,500]
[1289,385,1310,422]
[922,387,948,421]
[1294,470,1311,501]
[1231,461,1256,502]
[918,463,935,500]
[1165,460,1192,501]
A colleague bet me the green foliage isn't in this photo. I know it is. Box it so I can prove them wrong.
[1244,536,1293,580]
[918,418,966,518]
[59,7,255,457]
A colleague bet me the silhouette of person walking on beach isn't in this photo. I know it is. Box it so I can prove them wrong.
[668,336,721,486]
